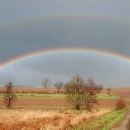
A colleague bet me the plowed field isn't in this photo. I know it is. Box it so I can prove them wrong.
[112,88,130,98]
[0,87,130,108]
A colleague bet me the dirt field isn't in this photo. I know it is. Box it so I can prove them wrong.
[0,87,130,130]
[112,88,130,98]
[1,99,126,108]
[0,87,130,108]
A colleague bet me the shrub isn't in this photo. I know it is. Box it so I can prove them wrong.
[115,97,126,110]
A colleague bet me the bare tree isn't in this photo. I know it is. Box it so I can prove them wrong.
[86,78,97,95]
[85,78,99,111]
[3,82,17,108]
[54,82,63,94]
[106,87,111,96]
[42,77,50,94]
[64,75,86,110]
[97,84,103,94]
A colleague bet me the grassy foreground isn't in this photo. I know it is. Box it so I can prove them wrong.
[0,108,110,130]
[0,108,127,130]
[0,92,128,130]
[72,108,126,130]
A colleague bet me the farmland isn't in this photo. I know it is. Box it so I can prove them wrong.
[0,87,130,130]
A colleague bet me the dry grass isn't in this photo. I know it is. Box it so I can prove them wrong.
[0,108,110,130]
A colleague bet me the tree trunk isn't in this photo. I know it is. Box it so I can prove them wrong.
[57,89,60,94]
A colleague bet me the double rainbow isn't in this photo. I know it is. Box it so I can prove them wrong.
[0,13,130,69]
[0,47,130,70]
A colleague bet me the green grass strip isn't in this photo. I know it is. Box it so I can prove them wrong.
[97,95,119,100]
[72,108,126,130]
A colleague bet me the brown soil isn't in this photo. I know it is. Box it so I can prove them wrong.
[112,88,130,98]
[0,87,130,108]
[1,99,130,109]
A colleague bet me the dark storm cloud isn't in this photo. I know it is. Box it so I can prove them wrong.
[0,17,130,63]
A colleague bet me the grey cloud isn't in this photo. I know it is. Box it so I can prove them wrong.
[1,0,130,23]
[0,17,130,63]
[1,53,129,87]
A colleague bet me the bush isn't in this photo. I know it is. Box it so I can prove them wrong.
[115,97,126,110]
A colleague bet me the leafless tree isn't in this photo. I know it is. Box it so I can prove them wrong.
[106,87,111,96]
[64,75,86,110]
[42,77,50,94]
[85,78,99,111]
[97,84,103,94]
[54,82,63,94]
[3,82,17,108]
[86,78,97,94]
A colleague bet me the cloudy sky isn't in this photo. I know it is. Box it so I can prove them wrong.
[0,0,130,87]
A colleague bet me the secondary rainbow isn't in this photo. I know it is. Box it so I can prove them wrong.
[0,47,130,70]
[0,14,130,69]
[1,13,130,31]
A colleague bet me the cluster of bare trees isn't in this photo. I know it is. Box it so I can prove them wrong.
[2,75,103,109]
[2,76,125,111]
[64,75,102,111]
[3,77,64,108]
[42,77,63,94]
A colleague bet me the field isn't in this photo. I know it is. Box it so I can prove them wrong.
[0,87,130,130]
[112,88,130,98]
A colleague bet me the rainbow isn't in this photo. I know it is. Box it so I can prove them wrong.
[0,13,130,30]
[0,13,130,70]
[0,47,130,70]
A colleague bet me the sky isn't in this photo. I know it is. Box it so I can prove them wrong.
[0,0,130,87]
